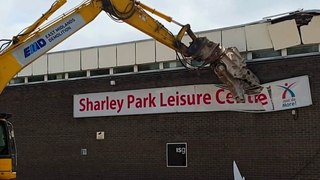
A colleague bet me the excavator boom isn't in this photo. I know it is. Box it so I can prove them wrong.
[0,0,262,101]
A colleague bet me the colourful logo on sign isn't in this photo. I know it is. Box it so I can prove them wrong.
[277,82,296,99]
[277,82,297,108]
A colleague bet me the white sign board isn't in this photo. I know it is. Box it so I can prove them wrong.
[73,76,312,118]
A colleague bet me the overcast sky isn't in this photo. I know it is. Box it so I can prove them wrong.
[1,0,320,52]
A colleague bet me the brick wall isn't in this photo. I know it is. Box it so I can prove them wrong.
[1,55,320,179]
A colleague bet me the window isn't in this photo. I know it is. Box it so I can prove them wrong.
[68,71,87,79]
[48,73,65,80]
[90,69,110,76]
[163,61,183,69]
[0,121,8,156]
[252,49,281,59]
[113,66,134,74]
[138,63,159,71]
[10,77,24,85]
[287,44,319,55]
[28,75,44,83]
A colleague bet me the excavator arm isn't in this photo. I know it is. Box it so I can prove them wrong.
[0,0,262,101]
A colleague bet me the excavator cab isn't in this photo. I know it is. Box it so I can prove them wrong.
[0,114,17,180]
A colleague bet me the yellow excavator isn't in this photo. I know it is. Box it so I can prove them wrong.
[0,0,262,179]
[0,114,16,179]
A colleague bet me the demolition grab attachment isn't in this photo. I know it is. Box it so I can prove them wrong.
[185,37,263,103]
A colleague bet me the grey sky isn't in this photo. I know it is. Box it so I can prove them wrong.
[1,0,320,52]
